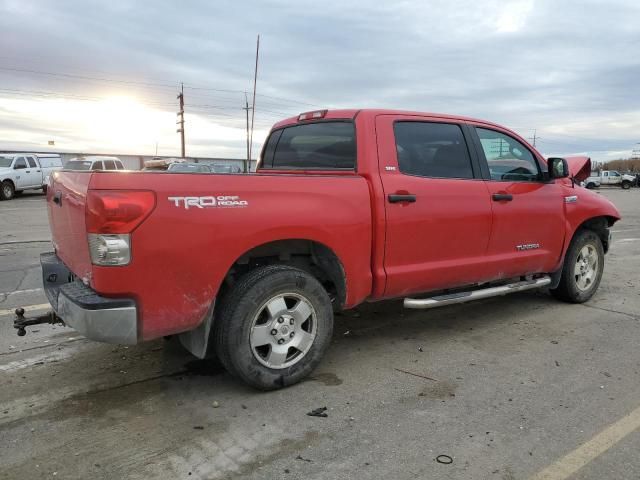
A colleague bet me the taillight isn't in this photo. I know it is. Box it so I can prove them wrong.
[298,110,327,121]
[86,190,156,234]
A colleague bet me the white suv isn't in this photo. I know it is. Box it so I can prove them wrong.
[65,156,125,171]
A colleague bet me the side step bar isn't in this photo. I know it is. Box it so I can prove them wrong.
[404,276,551,310]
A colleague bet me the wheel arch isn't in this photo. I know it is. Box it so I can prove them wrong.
[220,238,348,310]
[551,215,616,289]
[573,215,617,253]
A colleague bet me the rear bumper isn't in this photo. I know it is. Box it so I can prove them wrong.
[41,252,138,345]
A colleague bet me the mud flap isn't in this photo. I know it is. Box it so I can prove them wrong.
[178,300,216,359]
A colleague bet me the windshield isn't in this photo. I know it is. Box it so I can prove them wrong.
[65,160,93,170]
[0,156,13,168]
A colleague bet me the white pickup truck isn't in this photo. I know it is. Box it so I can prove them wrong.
[585,170,635,190]
[0,153,63,200]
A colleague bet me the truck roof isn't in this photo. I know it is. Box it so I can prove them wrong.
[272,108,510,132]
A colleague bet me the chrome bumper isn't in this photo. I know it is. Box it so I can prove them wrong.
[41,252,138,345]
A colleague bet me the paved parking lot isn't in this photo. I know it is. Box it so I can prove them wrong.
[1,188,639,480]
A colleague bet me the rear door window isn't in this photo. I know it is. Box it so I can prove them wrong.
[91,161,104,170]
[393,122,474,179]
[27,157,38,168]
[261,121,356,169]
[103,160,116,170]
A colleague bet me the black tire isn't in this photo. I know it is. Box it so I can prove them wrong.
[621,181,631,190]
[213,265,334,390]
[0,180,15,200]
[586,182,595,189]
[550,229,604,303]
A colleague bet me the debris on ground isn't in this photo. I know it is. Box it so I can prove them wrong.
[306,407,328,418]
[296,454,313,462]
[193,426,204,430]
[212,401,220,408]
[394,368,438,382]
[418,346,423,352]
[436,454,453,464]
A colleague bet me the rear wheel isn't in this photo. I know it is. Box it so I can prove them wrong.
[550,229,604,303]
[0,181,15,200]
[214,265,334,390]
[586,182,596,189]
[622,180,631,190]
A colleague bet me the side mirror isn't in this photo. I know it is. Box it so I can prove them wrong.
[547,157,569,179]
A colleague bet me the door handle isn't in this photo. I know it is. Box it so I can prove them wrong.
[36,170,41,172]
[388,194,417,203]
[25,170,31,173]
[492,193,513,201]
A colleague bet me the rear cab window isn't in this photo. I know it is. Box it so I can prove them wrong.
[260,121,356,170]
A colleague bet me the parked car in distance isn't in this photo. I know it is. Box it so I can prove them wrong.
[210,163,242,173]
[65,156,125,171]
[0,152,62,200]
[167,162,212,173]
[40,108,621,389]
[586,170,635,189]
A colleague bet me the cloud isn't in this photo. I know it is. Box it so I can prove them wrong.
[0,0,638,160]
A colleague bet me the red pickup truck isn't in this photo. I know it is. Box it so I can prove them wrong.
[37,109,620,389]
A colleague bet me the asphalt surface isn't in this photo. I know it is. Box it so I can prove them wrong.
[1,187,639,480]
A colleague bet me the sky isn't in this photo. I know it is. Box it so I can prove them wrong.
[0,0,639,161]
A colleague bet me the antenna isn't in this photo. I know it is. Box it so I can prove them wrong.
[248,35,260,172]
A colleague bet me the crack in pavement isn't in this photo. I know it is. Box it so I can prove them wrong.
[580,303,639,320]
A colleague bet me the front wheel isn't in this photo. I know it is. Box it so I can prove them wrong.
[621,181,631,190]
[214,265,334,390]
[550,229,604,303]
[0,181,15,200]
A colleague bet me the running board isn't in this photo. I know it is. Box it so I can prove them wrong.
[404,276,551,309]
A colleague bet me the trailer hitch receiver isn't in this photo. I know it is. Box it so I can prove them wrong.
[13,307,64,337]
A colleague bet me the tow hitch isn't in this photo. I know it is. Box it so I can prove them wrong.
[13,307,64,337]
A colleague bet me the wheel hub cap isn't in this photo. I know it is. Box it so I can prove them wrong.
[574,244,599,291]
[250,293,317,369]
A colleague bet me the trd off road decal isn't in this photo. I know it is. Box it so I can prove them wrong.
[168,195,249,209]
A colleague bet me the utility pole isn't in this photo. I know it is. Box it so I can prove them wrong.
[242,92,251,173]
[176,83,185,158]
[528,129,539,147]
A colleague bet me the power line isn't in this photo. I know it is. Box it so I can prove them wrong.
[0,65,320,108]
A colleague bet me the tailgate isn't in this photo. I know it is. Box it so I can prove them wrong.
[47,172,93,282]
